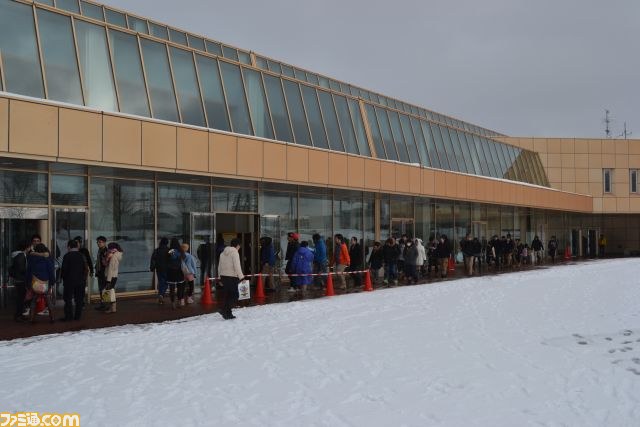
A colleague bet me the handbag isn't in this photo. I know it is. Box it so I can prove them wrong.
[101,288,116,303]
[238,279,250,300]
[31,276,49,294]
[181,261,195,282]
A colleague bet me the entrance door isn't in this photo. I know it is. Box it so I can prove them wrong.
[391,218,414,239]
[215,213,258,275]
[0,207,48,309]
[52,208,87,298]
[260,215,282,274]
[189,212,215,286]
[471,221,488,240]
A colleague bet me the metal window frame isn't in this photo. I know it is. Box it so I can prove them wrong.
[299,84,330,150]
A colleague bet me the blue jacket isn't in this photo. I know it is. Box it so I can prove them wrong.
[260,241,275,267]
[291,246,314,286]
[313,239,327,264]
[26,254,56,288]
[182,252,197,276]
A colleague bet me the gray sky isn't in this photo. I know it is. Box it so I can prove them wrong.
[107,0,639,138]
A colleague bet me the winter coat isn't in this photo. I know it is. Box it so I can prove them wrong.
[150,245,170,274]
[471,239,483,257]
[435,239,452,259]
[349,243,363,269]
[333,242,351,266]
[460,239,474,257]
[26,253,56,288]
[369,247,384,270]
[505,239,515,254]
[106,251,122,282]
[285,240,300,273]
[291,246,314,286]
[166,249,184,283]
[382,244,401,264]
[182,252,198,277]
[531,238,543,251]
[9,251,27,283]
[260,238,275,267]
[95,246,108,275]
[548,239,559,255]
[415,240,427,266]
[313,238,328,265]
[218,246,244,279]
[61,250,88,287]
[404,244,419,266]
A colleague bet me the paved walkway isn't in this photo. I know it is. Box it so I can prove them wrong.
[0,260,584,341]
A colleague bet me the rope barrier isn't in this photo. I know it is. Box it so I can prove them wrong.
[207,269,371,281]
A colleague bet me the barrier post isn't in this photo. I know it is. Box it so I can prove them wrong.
[363,270,373,292]
[448,256,456,274]
[325,272,335,296]
[201,275,214,305]
[255,274,265,300]
[564,245,571,261]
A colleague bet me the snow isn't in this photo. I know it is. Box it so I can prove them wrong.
[2,259,640,427]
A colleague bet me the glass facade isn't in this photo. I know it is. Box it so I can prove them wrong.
[0,0,547,187]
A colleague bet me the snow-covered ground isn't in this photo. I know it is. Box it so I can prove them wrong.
[2,259,640,426]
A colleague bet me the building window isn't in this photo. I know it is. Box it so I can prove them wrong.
[603,169,613,194]
[631,169,638,194]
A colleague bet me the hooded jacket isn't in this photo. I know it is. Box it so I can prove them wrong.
[415,240,427,266]
[106,251,123,282]
[26,253,56,288]
[291,246,314,286]
[218,246,244,279]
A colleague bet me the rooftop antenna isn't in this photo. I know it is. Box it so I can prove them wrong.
[618,122,632,140]
[604,109,612,138]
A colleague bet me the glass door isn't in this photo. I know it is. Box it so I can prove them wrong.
[189,212,215,286]
[260,214,282,274]
[391,218,414,239]
[52,208,87,299]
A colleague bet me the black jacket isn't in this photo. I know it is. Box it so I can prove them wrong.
[9,252,27,283]
[151,245,170,274]
[369,248,384,270]
[96,246,108,275]
[79,247,94,276]
[531,238,543,251]
[435,239,452,258]
[61,250,88,287]
[382,244,400,264]
[460,239,474,257]
[349,243,363,269]
[404,244,419,266]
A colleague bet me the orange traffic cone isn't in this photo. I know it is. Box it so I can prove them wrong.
[36,294,46,314]
[255,274,265,299]
[564,245,571,261]
[363,270,373,292]
[448,256,456,273]
[201,275,214,305]
[325,272,335,296]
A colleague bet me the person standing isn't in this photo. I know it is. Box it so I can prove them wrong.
[403,239,419,285]
[285,232,300,289]
[73,236,94,281]
[435,234,452,279]
[166,238,185,309]
[103,243,123,314]
[460,233,475,276]
[94,236,108,310]
[426,236,438,278]
[368,241,384,286]
[382,237,400,286]
[471,237,483,275]
[150,237,170,304]
[217,238,244,320]
[60,239,88,321]
[348,237,364,290]
[196,236,213,286]
[415,238,427,279]
[531,236,544,265]
[291,241,314,293]
[181,242,198,305]
[332,234,350,290]
[548,235,559,264]
[26,244,55,323]
[312,234,328,289]
[9,241,29,321]
[259,236,276,291]
[598,234,607,258]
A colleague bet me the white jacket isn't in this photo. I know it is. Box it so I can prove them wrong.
[218,246,244,279]
[106,251,122,282]
[416,239,427,266]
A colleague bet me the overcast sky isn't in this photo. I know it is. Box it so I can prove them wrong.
[107,0,639,138]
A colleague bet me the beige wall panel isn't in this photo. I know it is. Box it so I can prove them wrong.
[347,156,365,188]
[395,164,410,193]
[538,153,548,168]
[444,173,457,198]
[434,171,447,197]
[629,141,640,155]
[142,122,176,169]
[103,115,141,165]
[575,182,589,195]
[422,169,435,195]
[308,150,329,184]
[602,197,617,212]
[9,100,58,157]
[588,139,602,154]
[615,139,629,154]
[409,167,421,194]
[575,169,589,183]
[617,198,630,212]
[0,98,8,152]
[613,168,629,184]
[561,153,575,168]
[328,153,348,187]
[547,154,562,168]
[484,181,494,203]
[455,175,467,200]
[615,184,629,197]
[629,198,640,212]
[177,128,208,172]
[588,168,602,183]
[466,177,478,201]
[59,108,102,161]
[209,133,237,175]
[574,139,589,154]
[547,167,562,183]
[561,182,576,193]
[561,168,575,183]
[574,153,588,168]
[263,143,286,180]
[588,154,602,168]
[588,182,603,197]
[547,138,562,153]
[592,197,603,212]
[549,182,562,190]
[601,154,615,168]
[237,137,264,178]
[615,154,629,169]
[519,138,534,151]
[515,185,525,206]
[560,139,575,154]
[287,146,310,183]
[533,138,548,154]
[380,162,396,191]
[628,155,640,168]
[364,159,381,190]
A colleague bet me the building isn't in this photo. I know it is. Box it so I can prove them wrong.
[0,0,637,298]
